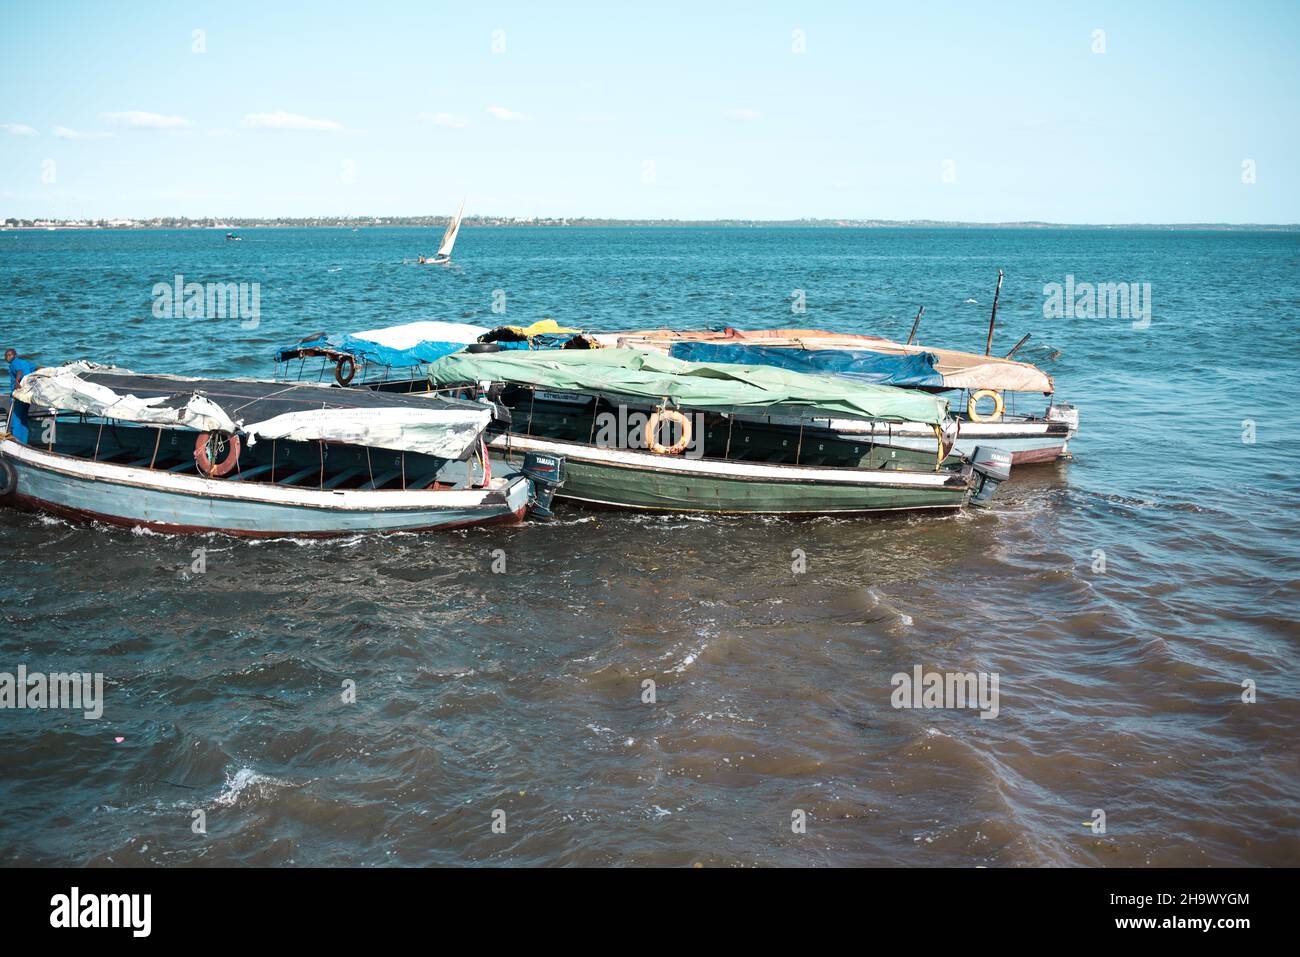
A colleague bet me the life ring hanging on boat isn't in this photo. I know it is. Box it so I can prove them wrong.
[967,389,1005,423]
[646,408,692,455]
[194,431,241,477]
[334,355,357,386]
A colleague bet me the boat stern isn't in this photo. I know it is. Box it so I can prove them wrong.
[966,446,1013,507]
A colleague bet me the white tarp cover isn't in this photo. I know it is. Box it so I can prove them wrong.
[14,363,239,434]
[240,407,489,459]
[14,363,492,460]
[348,321,489,349]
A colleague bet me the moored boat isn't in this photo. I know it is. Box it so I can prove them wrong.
[275,320,489,387]
[0,363,549,536]
[599,328,1079,465]
[423,349,1011,515]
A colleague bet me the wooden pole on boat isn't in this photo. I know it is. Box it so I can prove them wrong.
[984,269,1004,356]
[1005,333,1031,359]
[906,306,924,345]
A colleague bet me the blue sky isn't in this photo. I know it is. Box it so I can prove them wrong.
[1,0,1296,222]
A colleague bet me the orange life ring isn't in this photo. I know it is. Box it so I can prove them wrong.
[195,431,241,477]
[335,355,356,386]
[646,408,692,455]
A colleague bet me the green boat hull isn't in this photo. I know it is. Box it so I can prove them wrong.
[493,439,968,514]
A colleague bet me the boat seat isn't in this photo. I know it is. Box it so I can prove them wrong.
[408,472,440,490]
[358,468,401,490]
[275,465,321,486]
[322,466,364,489]
[53,446,96,459]
[227,463,275,482]
[96,448,137,463]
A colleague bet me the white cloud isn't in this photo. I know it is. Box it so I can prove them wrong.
[726,108,762,122]
[240,111,344,132]
[52,126,115,140]
[419,112,470,129]
[1,123,37,136]
[101,111,191,130]
[486,106,525,121]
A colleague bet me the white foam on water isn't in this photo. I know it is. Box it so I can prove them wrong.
[214,766,291,807]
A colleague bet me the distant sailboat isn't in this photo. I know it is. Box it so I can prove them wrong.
[419,199,465,265]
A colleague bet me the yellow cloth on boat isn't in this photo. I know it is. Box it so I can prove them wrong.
[502,319,583,338]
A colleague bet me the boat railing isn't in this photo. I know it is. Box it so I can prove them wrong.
[275,355,434,392]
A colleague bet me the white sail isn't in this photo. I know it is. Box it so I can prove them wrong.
[435,198,466,258]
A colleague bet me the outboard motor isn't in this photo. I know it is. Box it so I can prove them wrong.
[521,451,565,520]
[1046,402,1080,435]
[968,446,1012,507]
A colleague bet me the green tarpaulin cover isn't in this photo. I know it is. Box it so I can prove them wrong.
[425,349,949,424]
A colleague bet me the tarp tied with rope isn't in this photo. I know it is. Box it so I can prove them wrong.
[425,349,950,425]
[14,362,493,460]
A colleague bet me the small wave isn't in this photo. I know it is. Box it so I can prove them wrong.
[214,767,292,807]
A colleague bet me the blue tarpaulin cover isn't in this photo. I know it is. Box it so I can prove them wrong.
[275,322,488,368]
[669,341,946,388]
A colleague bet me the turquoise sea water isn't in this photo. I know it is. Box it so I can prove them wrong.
[0,226,1297,866]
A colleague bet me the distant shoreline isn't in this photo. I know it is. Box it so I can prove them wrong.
[3,217,1297,232]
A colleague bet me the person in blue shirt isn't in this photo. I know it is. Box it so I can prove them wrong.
[5,348,36,444]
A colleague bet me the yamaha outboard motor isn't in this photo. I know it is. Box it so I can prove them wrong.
[521,452,565,520]
[968,446,1012,507]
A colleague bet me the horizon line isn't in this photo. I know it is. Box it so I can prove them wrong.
[5,215,1299,230]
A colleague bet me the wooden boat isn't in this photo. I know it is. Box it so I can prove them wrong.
[600,328,1079,465]
[423,350,1011,515]
[0,364,544,536]
[275,321,489,387]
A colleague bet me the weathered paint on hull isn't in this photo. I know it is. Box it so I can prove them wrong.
[489,437,968,515]
[955,434,1067,464]
[823,423,1069,465]
[1,440,528,537]
[553,459,967,513]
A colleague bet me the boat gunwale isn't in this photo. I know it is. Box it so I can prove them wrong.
[488,433,970,489]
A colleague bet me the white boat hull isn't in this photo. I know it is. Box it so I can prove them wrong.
[0,439,528,537]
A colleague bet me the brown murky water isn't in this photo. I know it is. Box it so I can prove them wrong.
[1,227,1297,865]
